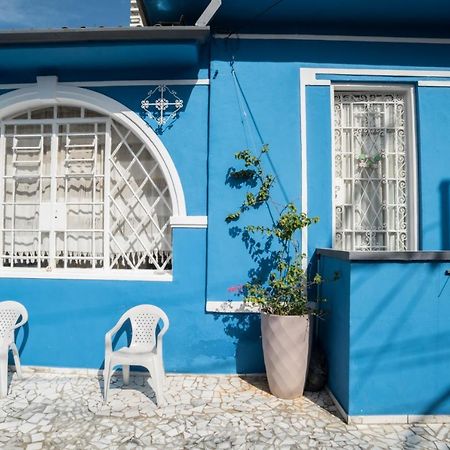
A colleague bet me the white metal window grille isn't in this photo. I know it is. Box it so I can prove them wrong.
[333,91,412,251]
[0,106,172,273]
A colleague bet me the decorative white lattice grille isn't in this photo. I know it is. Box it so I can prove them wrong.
[333,91,409,251]
[0,105,172,272]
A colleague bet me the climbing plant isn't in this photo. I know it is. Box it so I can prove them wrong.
[226,145,322,316]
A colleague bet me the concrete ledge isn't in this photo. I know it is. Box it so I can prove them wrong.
[317,248,450,262]
[0,26,210,45]
[326,387,450,424]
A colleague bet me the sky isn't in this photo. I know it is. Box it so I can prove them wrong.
[0,0,130,29]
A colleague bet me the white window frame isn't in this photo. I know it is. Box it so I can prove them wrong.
[331,84,418,251]
[0,110,174,281]
[0,79,207,281]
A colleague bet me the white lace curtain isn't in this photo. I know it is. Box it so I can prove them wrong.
[334,92,408,251]
[2,109,172,269]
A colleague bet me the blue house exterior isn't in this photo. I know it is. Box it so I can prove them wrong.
[3,0,450,421]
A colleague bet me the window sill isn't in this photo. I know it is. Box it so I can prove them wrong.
[317,248,450,262]
[0,268,173,282]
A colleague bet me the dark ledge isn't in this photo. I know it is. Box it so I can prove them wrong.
[316,248,450,262]
[0,26,210,45]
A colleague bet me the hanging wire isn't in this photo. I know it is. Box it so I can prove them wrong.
[230,57,260,152]
[225,0,288,38]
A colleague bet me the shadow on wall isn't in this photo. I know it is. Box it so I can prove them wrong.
[215,313,265,374]
[215,36,450,69]
[440,180,450,249]
[225,65,290,204]
[225,163,280,283]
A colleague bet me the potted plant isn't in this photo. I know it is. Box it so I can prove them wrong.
[226,145,322,399]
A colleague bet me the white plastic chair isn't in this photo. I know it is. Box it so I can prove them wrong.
[0,301,28,398]
[104,304,169,405]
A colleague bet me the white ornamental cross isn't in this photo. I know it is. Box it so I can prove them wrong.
[141,85,184,127]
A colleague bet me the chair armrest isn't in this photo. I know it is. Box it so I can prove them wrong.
[156,313,169,357]
[13,308,29,331]
[13,317,27,330]
[104,319,125,353]
[104,330,114,354]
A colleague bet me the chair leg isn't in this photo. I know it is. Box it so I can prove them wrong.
[146,360,165,407]
[103,356,113,402]
[156,364,166,406]
[10,343,22,379]
[0,350,8,398]
[122,365,130,385]
[158,354,166,387]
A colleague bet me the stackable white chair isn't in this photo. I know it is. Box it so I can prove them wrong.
[0,301,28,398]
[103,304,169,405]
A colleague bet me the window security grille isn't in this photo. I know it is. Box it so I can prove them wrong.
[0,106,172,272]
[333,91,410,251]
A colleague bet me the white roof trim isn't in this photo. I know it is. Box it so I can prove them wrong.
[196,0,222,27]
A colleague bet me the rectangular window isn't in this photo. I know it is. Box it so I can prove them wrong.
[333,88,417,251]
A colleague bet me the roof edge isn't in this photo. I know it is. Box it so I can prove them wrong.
[0,26,210,45]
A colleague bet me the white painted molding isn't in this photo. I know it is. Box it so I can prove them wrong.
[170,216,208,228]
[0,77,187,217]
[0,269,173,282]
[417,80,450,87]
[206,301,260,313]
[325,387,348,422]
[299,71,308,268]
[325,387,450,424]
[299,66,450,262]
[214,33,450,45]
[0,79,210,91]
[36,76,58,99]
[302,67,450,86]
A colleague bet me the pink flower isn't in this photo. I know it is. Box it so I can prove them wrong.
[227,284,243,293]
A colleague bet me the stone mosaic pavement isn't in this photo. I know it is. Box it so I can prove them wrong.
[0,371,449,449]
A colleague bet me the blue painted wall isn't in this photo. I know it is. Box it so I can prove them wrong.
[320,254,450,415]
[0,42,209,83]
[417,87,450,250]
[7,229,262,373]
[318,255,351,413]
[0,39,264,374]
[207,37,450,302]
[3,34,450,380]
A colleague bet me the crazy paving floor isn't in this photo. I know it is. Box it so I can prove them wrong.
[0,371,449,449]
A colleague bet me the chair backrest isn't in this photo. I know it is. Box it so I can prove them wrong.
[121,305,169,349]
[0,301,28,345]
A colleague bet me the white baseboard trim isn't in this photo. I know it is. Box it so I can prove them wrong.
[325,386,450,424]
[9,365,264,378]
[325,386,348,422]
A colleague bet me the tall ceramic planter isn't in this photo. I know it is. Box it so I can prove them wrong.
[261,313,310,399]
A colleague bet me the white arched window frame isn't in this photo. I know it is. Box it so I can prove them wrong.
[0,77,205,281]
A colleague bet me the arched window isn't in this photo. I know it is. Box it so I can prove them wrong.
[0,105,173,276]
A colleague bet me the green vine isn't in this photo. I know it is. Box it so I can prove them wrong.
[226,145,323,316]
